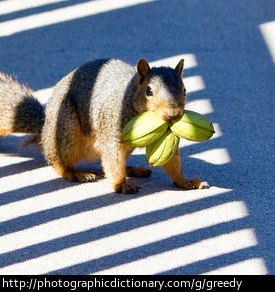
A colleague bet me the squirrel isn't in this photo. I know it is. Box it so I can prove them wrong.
[0,59,208,194]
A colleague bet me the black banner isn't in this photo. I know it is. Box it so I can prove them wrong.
[0,275,269,291]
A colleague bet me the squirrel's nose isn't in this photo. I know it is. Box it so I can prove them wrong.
[162,108,183,121]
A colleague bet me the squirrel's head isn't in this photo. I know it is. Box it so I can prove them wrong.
[134,59,186,121]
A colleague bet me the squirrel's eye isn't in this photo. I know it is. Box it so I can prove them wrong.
[146,86,153,96]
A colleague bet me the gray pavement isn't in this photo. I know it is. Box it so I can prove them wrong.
[0,0,274,275]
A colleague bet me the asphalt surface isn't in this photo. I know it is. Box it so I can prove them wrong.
[0,0,274,275]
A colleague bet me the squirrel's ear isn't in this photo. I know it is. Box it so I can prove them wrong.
[137,59,151,85]
[175,59,184,76]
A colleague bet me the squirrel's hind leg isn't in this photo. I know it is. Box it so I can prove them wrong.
[53,164,97,183]
[126,166,152,178]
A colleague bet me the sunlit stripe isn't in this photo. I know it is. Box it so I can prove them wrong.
[95,229,258,275]
[150,54,198,70]
[0,0,67,16]
[0,166,57,194]
[184,76,205,93]
[0,154,33,168]
[185,99,214,115]
[0,183,100,223]
[33,87,53,104]
[0,0,156,37]
[32,54,204,104]
[0,200,247,274]
[211,123,222,139]
[260,21,275,64]
[202,258,268,275]
[33,74,205,105]
[190,148,231,165]
[0,187,231,252]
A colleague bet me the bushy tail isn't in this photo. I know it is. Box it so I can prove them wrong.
[0,72,45,145]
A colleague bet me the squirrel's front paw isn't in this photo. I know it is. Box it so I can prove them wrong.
[114,182,141,194]
[173,178,209,190]
[189,179,209,189]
